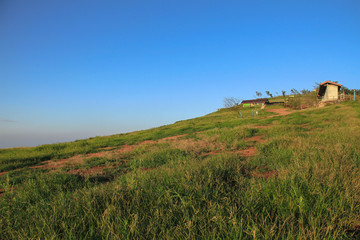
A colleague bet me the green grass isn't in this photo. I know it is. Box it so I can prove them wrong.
[1,103,360,239]
[0,107,271,172]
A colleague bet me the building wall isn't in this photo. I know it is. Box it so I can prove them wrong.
[324,85,339,101]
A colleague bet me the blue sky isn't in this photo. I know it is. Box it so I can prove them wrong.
[1,0,359,148]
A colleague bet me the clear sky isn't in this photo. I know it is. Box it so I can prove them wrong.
[1,0,359,148]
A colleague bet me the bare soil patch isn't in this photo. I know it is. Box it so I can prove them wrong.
[266,108,293,118]
[201,135,266,157]
[31,155,84,170]
[29,134,188,171]
[100,146,116,150]
[252,170,278,178]
[201,147,257,157]
[251,166,278,178]
[235,147,256,157]
[141,168,157,172]
[159,135,186,142]
[245,135,266,143]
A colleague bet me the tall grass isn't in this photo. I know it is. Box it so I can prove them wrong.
[1,103,360,238]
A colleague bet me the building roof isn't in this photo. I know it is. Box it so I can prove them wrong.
[241,98,269,104]
[319,81,342,87]
[318,81,342,97]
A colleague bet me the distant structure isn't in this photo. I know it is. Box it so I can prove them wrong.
[241,98,269,107]
[317,81,342,101]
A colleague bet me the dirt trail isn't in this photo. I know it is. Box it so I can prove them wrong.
[202,134,266,157]
[31,134,187,170]
[30,155,84,170]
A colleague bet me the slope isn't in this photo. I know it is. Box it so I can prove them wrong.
[1,102,360,239]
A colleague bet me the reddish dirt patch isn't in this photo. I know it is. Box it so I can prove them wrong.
[160,135,186,141]
[245,135,266,143]
[352,224,360,233]
[100,146,116,150]
[30,134,188,171]
[141,167,156,172]
[86,152,110,158]
[94,135,187,155]
[235,147,256,157]
[201,135,266,157]
[251,167,278,178]
[114,145,137,153]
[266,108,293,118]
[139,135,186,145]
[31,155,84,170]
[138,140,157,145]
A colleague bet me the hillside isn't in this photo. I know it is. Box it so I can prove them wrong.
[1,102,360,239]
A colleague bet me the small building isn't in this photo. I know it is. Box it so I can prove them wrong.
[318,81,342,101]
[241,98,269,107]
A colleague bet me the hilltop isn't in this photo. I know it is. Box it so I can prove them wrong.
[1,101,360,239]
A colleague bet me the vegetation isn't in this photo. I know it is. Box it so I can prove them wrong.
[223,97,241,108]
[1,101,360,239]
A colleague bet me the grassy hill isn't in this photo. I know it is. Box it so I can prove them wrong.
[1,102,360,239]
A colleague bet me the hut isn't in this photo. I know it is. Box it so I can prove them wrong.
[318,81,342,101]
[241,98,269,107]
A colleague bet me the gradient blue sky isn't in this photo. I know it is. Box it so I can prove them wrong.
[1,0,359,148]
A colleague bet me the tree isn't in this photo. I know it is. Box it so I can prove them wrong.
[342,86,360,95]
[282,90,286,97]
[300,89,311,94]
[223,97,241,108]
[313,82,321,90]
[290,88,300,95]
[265,91,273,98]
[255,91,262,97]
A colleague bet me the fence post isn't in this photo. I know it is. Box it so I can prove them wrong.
[354,90,356,102]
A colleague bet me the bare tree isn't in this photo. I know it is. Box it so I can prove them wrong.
[291,88,300,95]
[282,90,286,97]
[255,91,262,97]
[223,97,241,108]
[265,91,273,98]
